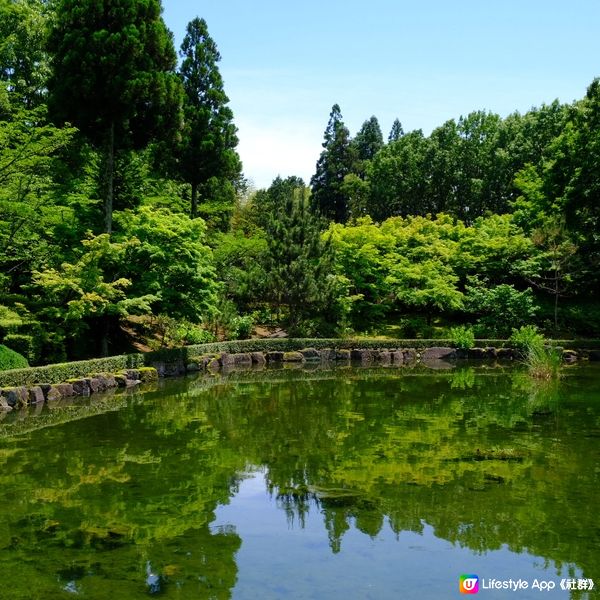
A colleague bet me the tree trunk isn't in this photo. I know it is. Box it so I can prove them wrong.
[191,182,198,219]
[554,268,560,332]
[101,318,109,357]
[104,122,115,234]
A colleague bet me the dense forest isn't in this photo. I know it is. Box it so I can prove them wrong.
[1,0,599,366]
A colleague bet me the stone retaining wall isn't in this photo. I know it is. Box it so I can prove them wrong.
[0,345,591,412]
[0,367,157,412]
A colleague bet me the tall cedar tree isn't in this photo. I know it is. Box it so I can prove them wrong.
[352,115,383,178]
[388,118,404,142]
[47,0,181,233]
[354,116,384,162]
[310,104,356,223]
[179,17,241,219]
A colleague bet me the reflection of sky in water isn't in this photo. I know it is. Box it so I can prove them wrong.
[215,471,580,600]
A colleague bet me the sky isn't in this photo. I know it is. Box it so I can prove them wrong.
[162,0,600,190]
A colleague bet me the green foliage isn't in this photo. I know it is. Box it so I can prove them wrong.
[231,314,254,340]
[0,305,23,335]
[115,206,220,322]
[2,334,38,364]
[149,315,216,349]
[0,0,50,112]
[177,17,241,220]
[449,326,475,350]
[31,234,156,324]
[264,186,342,335]
[0,353,145,386]
[0,107,76,284]
[466,279,538,337]
[0,344,28,371]
[510,325,545,355]
[523,339,563,380]
[311,104,356,222]
[48,0,182,232]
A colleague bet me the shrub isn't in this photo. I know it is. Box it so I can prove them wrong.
[2,334,39,364]
[466,280,538,337]
[449,325,475,349]
[510,325,545,356]
[231,315,254,340]
[0,344,29,371]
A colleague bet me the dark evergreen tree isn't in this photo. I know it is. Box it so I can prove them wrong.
[354,116,384,162]
[388,118,404,142]
[47,0,182,233]
[263,185,337,334]
[310,104,356,222]
[178,17,241,219]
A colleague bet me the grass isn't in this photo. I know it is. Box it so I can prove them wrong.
[524,339,563,380]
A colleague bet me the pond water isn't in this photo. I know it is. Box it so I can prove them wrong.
[0,363,599,599]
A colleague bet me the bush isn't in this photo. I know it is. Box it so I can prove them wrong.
[231,315,254,340]
[510,325,545,356]
[0,344,29,371]
[466,280,538,337]
[2,334,39,364]
[0,353,145,387]
[449,325,475,349]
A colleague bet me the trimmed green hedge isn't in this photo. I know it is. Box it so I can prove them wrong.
[1,337,598,387]
[0,344,29,371]
[0,353,145,387]
[3,334,38,364]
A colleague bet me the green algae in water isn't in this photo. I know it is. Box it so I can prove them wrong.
[0,364,599,598]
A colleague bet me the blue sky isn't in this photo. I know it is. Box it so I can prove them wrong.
[162,0,600,189]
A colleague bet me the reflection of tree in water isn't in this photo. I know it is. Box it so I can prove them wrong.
[1,365,599,596]
[0,390,245,599]
[194,367,600,578]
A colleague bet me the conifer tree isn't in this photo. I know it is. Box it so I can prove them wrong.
[310,104,356,223]
[263,183,337,334]
[47,0,181,233]
[354,116,384,162]
[178,17,241,219]
[388,118,404,142]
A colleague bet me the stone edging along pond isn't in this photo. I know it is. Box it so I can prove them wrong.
[1,338,598,411]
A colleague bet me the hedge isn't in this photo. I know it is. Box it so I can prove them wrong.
[1,337,599,387]
[0,344,29,372]
[0,353,145,387]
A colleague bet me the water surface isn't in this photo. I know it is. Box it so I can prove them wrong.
[1,364,599,598]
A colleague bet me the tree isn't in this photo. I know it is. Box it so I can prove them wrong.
[0,0,50,113]
[263,186,340,334]
[367,130,430,220]
[47,0,182,233]
[178,17,241,220]
[388,118,404,142]
[353,116,383,164]
[0,107,75,290]
[515,219,581,331]
[115,206,220,323]
[310,104,356,223]
[30,234,157,356]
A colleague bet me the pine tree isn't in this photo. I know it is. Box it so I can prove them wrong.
[310,104,356,222]
[47,0,182,233]
[263,184,336,334]
[388,118,404,142]
[178,17,241,219]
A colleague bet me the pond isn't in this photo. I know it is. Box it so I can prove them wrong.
[0,363,599,599]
